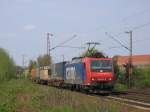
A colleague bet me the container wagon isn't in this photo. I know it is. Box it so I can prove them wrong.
[49,62,67,86]
[34,66,51,84]
[31,68,36,82]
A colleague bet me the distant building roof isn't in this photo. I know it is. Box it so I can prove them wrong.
[117,54,150,66]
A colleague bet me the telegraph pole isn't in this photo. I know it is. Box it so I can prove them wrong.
[47,33,53,56]
[47,33,53,66]
[125,30,133,88]
[22,55,25,69]
[105,31,133,87]
[62,54,65,62]
[47,33,50,56]
[22,54,27,72]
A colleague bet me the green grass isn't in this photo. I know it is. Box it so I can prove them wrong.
[0,79,145,112]
[113,83,128,92]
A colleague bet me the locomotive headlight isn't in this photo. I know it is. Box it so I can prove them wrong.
[87,83,90,85]
[108,78,112,80]
[92,78,94,81]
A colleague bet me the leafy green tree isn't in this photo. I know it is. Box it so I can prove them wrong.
[37,54,52,67]
[112,55,128,84]
[81,48,107,58]
[0,48,16,81]
[113,56,120,78]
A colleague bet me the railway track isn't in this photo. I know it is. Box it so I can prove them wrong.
[111,88,150,104]
[79,88,150,111]
[106,88,150,111]
[105,96,150,111]
[36,82,150,111]
[83,91,150,111]
[63,88,150,111]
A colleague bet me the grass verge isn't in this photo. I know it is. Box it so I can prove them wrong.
[0,79,147,112]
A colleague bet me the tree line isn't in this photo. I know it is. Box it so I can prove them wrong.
[0,48,16,82]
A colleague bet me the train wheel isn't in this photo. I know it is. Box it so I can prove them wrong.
[75,85,81,91]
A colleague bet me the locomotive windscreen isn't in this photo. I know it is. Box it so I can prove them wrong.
[90,60,112,72]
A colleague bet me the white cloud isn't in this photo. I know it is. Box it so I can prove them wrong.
[23,24,36,31]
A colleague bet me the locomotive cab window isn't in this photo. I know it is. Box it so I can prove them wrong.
[90,60,112,72]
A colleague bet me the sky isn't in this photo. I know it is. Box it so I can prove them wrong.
[0,0,150,66]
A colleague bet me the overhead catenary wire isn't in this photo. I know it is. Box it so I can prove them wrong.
[54,9,150,53]
[102,36,150,52]
[109,37,150,48]
[50,9,150,58]
[75,10,150,55]
[105,21,150,49]
[132,22,150,31]
[56,45,85,49]
[109,9,150,33]
[67,11,150,54]
[50,35,77,51]
[121,8,150,22]
[107,21,150,40]
[73,20,150,54]
[84,8,150,37]
[105,32,130,51]
[133,38,150,45]
[86,7,149,37]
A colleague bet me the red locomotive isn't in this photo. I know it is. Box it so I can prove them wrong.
[64,57,115,92]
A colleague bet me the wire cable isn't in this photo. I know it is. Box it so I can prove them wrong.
[56,45,85,49]
[132,22,150,30]
[50,35,77,51]
[105,32,130,51]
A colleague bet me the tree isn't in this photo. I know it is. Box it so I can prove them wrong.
[81,48,107,58]
[113,55,128,84]
[112,56,121,80]
[28,60,37,73]
[0,48,16,81]
[37,54,52,67]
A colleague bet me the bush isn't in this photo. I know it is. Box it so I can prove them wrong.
[113,83,128,92]
[114,66,150,89]
[132,67,150,88]
[0,48,16,82]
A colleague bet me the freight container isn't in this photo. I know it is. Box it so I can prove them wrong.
[39,66,51,81]
[51,62,66,80]
[64,62,86,84]
[31,68,36,81]
[35,67,40,83]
